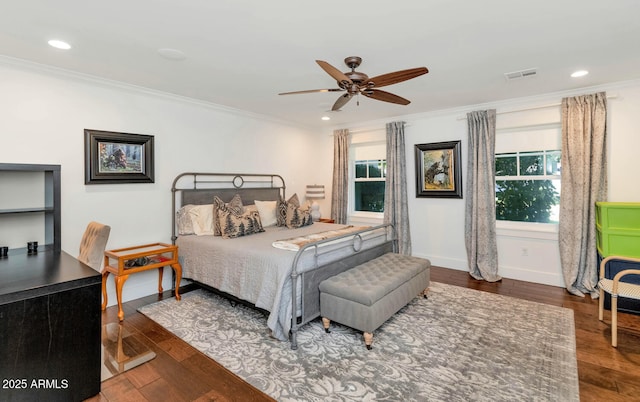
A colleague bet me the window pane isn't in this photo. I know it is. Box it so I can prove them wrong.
[495,154,517,176]
[354,181,385,212]
[368,160,383,178]
[496,179,560,223]
[355,161,367,178]
[546,151,561,175]
[519,153,544,176]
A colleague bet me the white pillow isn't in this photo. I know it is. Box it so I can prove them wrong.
[254,200,278,227]
[188,204,215,235]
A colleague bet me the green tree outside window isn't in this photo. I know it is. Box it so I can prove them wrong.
[495,151,560,223]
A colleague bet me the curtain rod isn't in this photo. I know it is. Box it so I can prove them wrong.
[347,127,385,134]
[456,94,617,120]
[340,123,412,135]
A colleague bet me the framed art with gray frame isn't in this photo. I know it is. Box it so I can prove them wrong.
[414,140,462,198]
[84,129,155,184]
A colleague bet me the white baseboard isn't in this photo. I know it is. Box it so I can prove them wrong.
[414,253,468,271]
[412,253,564,288]
[499,264,565,287]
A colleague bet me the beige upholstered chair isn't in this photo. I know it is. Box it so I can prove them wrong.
[598,255,640,347]
[78,221,111,271]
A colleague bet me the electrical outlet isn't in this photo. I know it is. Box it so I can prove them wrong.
[521,248,528,257]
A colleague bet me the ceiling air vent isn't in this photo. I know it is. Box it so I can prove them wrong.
[504,68,538,81]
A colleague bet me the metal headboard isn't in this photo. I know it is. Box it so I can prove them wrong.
[171,172,286,243]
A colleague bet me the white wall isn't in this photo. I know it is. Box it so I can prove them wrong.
[323,79,640,287]
[0,59,321,305]
[3,56,640,297]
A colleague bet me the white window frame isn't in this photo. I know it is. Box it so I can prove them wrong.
[352,159,386,216]
[495,149,561,231]
[348,138,386,223]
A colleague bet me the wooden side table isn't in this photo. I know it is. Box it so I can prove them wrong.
[101,242,182,321]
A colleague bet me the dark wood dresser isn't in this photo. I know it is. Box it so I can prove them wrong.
[0,249,101,401]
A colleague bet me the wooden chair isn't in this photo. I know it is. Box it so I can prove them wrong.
[598,255,640,347]
[78,221,111,271]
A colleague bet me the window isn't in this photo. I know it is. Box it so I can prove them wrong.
[349,134,386,221]
[495,150,561,223]
[354,159,386,212]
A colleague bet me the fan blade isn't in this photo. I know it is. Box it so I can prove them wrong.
[362,89,411,105]
[279,88,343,95]
[332,93,352,110]
[365,67,428,88]
[316,60,352,85]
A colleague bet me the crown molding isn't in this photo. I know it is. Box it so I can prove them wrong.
[0,55,311,131]
[325,78,640,134]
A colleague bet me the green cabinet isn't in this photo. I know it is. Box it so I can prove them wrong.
[596,202,640,315]
[596,202,640,258]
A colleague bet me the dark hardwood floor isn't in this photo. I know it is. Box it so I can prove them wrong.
[87,266,640,402]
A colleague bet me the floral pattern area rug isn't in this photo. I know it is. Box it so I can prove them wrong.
[138,282,579,401]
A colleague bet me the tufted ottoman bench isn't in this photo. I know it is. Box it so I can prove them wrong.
[318,253,430,349]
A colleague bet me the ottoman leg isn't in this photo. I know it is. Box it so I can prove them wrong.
[322,317,331,333]
[363,332,374,350]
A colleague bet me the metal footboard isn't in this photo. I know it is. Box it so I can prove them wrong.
[289,223,396,349]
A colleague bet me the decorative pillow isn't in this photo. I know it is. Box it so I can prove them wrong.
[213,194,244,236]
[254,200,278,227]
[218,208,265,239]
[285,202,313,229]
[277,193,300,227]
[176,204,197,235]
[188,204,215,236]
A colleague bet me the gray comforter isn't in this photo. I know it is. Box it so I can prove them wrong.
[176,222,359,341]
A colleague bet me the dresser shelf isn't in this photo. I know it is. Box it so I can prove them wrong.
[0,163,61,252]
[0,207,55,214]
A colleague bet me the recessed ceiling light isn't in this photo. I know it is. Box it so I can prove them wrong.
[571,70,589,78]
[157,48,186,61]
[48,39,71,50]
[321,116,331,121]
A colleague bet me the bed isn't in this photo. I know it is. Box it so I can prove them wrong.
[171,172,396,349]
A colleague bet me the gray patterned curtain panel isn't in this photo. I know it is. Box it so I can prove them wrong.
[559,92,607,297]
[465,109,501,282]
[384,121,412,255]
[331,129,349,224]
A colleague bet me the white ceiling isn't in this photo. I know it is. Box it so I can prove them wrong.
[2,0,640,128]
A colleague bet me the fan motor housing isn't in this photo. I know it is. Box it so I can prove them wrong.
[343,71,369,85]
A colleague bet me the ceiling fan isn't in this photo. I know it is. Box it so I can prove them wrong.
[279,56,428,111]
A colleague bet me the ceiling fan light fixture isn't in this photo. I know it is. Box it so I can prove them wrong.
[48,39,71,50]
